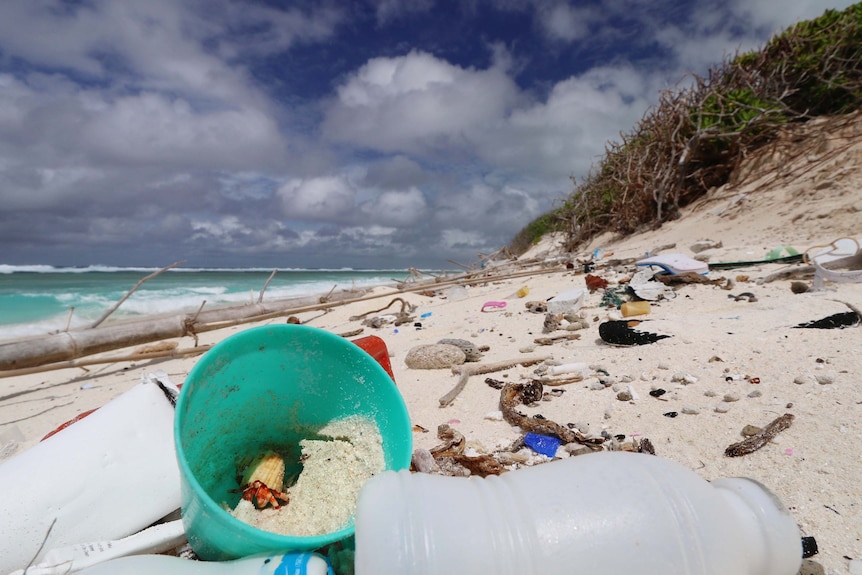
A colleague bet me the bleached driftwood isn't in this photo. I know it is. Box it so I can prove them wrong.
[257,270,278,304]
[0,345,212,379]
[439,355,551,407]
[0,261,572,373]
[90,261,184,328]
[0,291,359,372]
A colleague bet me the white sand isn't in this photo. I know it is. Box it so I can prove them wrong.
[2,113,862,573]
[231,416,384,537]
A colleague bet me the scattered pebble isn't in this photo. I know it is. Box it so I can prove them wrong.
[742,424,762,437]
[519,345,536,353]
[649,388,666,398]
[714,404,730,413]
[589,381,605,391]
[815,374,835,385]
[747,390,762,398]
[411,449,439,473]
[438,338,484,361]
[723,393,740,402]
[681,406,700,415]
[565,444,594,457]
[704,390,717,397]
[793,375,811,385]
[616,389,633,401]
[657,362,671,370]
[483,411,503,421]
[663,411,678,418]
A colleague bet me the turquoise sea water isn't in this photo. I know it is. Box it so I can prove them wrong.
[0,265,412,341]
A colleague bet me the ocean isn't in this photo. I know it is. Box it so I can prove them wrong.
[0,265,413,341]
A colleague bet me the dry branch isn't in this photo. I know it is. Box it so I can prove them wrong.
[0,345,211,379]
[439,355,550,407]
[90,261,185,328]
[258,270,278,303]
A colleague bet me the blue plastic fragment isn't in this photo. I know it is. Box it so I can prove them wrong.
[524,432,562,457]
[421,312,432,318]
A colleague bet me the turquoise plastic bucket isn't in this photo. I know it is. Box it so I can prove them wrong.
[174,324,413,560]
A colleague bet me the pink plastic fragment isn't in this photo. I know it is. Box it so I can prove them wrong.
[481,301,507,312]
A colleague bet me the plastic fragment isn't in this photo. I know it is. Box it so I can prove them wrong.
[524,432,562,457]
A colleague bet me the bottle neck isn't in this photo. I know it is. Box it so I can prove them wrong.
[711,477,801,575]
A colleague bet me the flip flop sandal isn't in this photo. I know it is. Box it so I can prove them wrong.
[599,320,671,346]
[481,301,507,312]
[793,311,860,329]
[636,253,709,275]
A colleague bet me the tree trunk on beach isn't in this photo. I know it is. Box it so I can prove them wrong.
[0,292,357,372]
[0,262,571,373]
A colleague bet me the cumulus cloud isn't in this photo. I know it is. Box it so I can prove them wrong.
[81,93,285,169]
[278,176,358,221]
[360,156,431,190]
[475,65,655,181]
[535,2,597,43]
[322,50,522,154]
[360,187,428,226]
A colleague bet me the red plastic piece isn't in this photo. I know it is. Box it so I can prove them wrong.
[352,335,396,383]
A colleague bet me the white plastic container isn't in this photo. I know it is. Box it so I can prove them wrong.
[547,361,589,377]
[355,451,801,575]
[75,552,331,575]
[0,373,181,574]
[546,288,586,315]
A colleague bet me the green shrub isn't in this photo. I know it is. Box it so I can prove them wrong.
[507,1,862,254]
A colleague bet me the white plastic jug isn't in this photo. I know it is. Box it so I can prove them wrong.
[0,374,181,574]
[354,451,801,575]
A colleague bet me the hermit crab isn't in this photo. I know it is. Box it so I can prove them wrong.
[235,451,290,510]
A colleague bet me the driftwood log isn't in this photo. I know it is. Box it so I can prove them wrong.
[0,293,358,372]
[0,263,573,373]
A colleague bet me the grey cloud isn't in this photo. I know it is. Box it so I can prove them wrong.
[360,156,431,190]
[359,187,428,227]
[80,92,286,169]
[277,176,358,222]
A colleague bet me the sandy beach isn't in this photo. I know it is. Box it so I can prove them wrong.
[2,115,861,574]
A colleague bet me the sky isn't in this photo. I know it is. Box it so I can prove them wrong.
[0,0,855,270]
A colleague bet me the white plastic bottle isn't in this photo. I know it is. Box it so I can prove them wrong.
[355,451,801,575]
[75,552,331,575]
